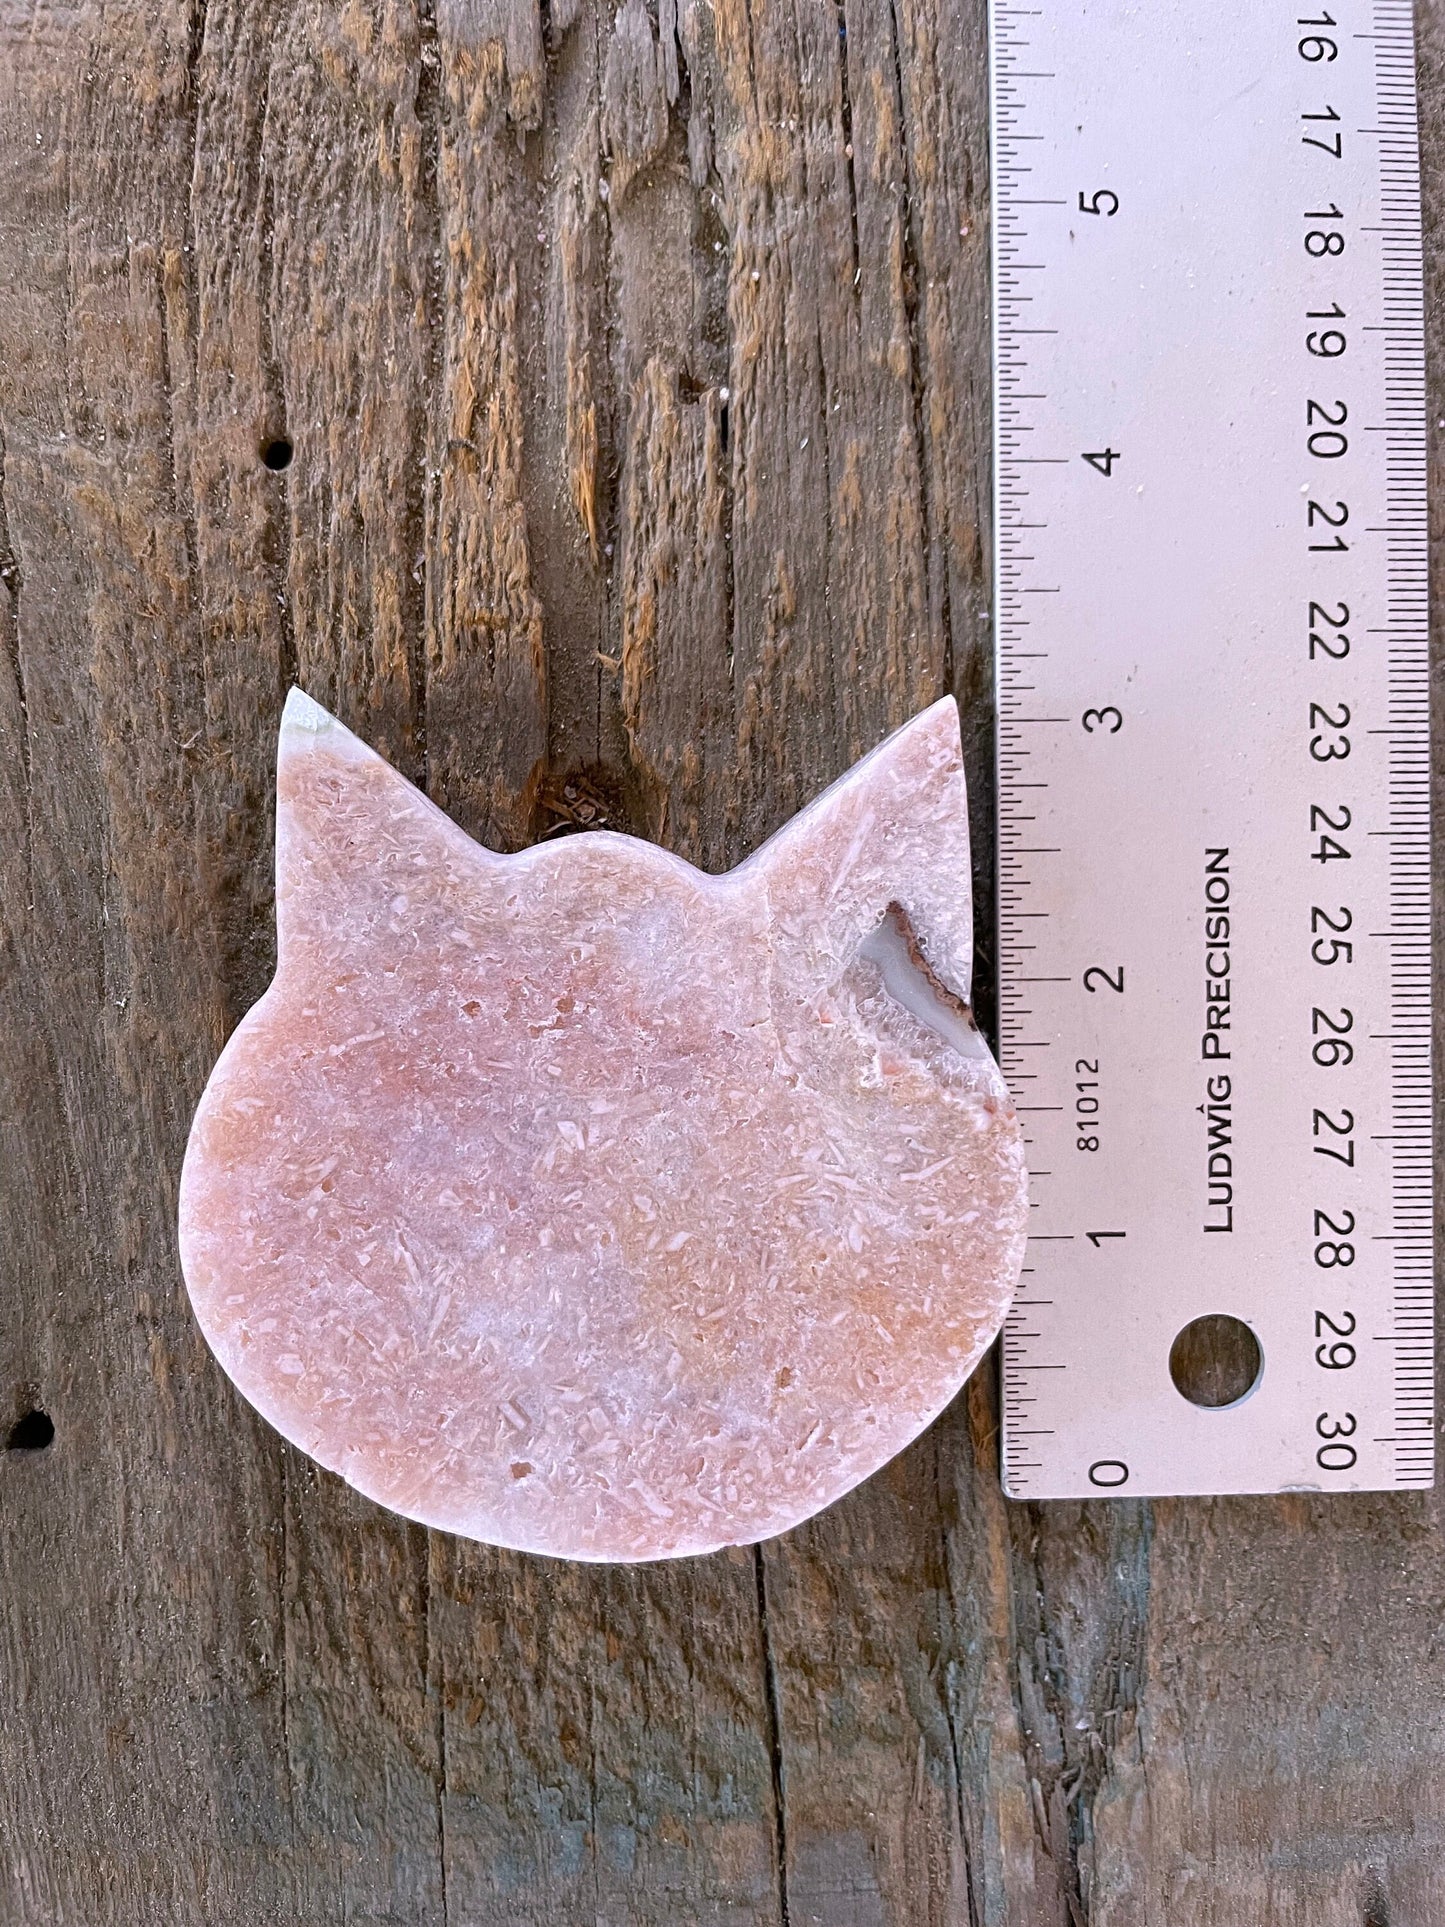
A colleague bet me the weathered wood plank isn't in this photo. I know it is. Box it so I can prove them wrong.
[0,0,1441,1922]
[0,8,299,1920]
[427,1545,784,1923]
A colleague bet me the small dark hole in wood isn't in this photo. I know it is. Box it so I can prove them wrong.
[261,437,294,472]
[1169,1315,1262,1409]
[7,1409,55,1451]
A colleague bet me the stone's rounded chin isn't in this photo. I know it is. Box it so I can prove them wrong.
[179,1031,1025,1562]
[351,1303,1013,1565]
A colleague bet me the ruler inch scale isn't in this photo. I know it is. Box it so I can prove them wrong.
[992,0,1432,1498]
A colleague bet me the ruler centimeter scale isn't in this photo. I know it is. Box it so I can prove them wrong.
[992,0,1432,1497]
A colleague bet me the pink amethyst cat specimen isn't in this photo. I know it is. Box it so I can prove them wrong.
[178,691,1028,1560]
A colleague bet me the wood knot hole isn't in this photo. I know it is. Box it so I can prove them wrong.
[7,1409,55,1451]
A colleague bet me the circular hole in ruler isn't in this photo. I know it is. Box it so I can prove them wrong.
[1168,1315,1262,1410]
[260,437,294,472]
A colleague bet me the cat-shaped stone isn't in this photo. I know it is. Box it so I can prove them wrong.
[179,690,1028,1560]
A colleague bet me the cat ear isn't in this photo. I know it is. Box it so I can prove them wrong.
[745,698,976,1003]
[274,689,493,967]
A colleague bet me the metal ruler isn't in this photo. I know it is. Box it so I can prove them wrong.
[992,0,1432,1497]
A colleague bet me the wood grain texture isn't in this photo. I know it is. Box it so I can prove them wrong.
[0,0,1439,1921]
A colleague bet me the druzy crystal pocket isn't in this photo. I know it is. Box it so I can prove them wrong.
[178,692,1028,1560]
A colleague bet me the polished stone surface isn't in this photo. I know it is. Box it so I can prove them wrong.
[179,691,1028,1560]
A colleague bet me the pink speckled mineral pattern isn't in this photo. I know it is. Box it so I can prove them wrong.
[178,691,1028,1561]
